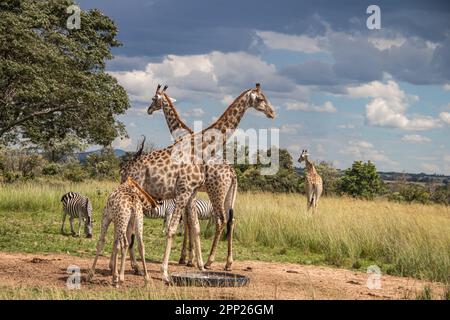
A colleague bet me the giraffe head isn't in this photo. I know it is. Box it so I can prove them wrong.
[245,83,275,119]
[298,149,309,163]
[147,84,176,115]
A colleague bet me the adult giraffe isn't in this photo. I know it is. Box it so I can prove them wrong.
[121,84,275,282]
[147,84,238,269]
[298,149,323,212]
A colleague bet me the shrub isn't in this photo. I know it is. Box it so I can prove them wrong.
[338,161,385,199]
[62,161,87,182]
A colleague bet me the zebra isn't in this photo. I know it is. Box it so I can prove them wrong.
[148,198,214,234]
[60,192,93,238]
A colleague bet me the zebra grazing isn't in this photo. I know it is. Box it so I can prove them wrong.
[61,192,93,238]
[148,198,214,234]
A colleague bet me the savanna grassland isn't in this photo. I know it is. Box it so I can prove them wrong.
[0,179,449,299]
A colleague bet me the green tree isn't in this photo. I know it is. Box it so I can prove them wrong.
[0,0,129,146]
[315,161,340,196]
[41,134,87,162]
[235,148,303,193]
[338,161,385,199]
[85,147,119,180]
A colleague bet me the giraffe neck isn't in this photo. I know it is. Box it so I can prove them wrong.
[305,158,317,175]
[163,94,193,136]
[204,89,250,134]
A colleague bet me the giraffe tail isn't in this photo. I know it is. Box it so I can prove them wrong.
[309,194,315,207]
[226,209,233,238]
[226,177,238,238]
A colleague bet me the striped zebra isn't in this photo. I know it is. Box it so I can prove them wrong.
[148,198,214,234]
[60,192,93,238]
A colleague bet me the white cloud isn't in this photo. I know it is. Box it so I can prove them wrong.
[182,107,205,118]
[280,124,303,134]
[368,36,406,50]
[256,31,325,53]
[420,163,439,173]
[443,84,450,91]
[401,134,431,143]
[346,80,441,130]
[439,112,450,124]
[286,101,336,113]
[113,137,133,151]
[109,51,306,107]
[340,140,395,165]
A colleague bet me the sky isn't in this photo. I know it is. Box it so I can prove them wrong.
[78,0,450,174]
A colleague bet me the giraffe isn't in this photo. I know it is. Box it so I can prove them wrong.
[121,83,275,282]
[298,149,323,212]
[147,84,238,269]
[87,177,158,287]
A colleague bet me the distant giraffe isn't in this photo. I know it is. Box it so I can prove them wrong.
[298,149,323,212]
[147,84,238,268]
[121,84,275,282]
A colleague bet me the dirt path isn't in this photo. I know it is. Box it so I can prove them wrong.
[0,251,444,299]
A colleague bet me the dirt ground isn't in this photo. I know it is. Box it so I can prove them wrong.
[0,251,445,299]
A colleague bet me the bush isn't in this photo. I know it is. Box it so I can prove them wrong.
[235,148,303,193]
[338,161,385,199]
[0,148,45,182]
[430,185,450,205]
[315,161,340,196]
[85,147,119,180]
[62,161,87,182]
[42,163,62,176]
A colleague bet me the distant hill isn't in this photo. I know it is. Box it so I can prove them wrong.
[75,149,127,163]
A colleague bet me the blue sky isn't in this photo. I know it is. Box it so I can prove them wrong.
[78,0,450,174]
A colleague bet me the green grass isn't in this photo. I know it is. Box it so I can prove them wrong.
[0,179,449,285]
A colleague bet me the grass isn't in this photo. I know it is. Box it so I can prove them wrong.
[0,284,213,300]
[0,179,449,290]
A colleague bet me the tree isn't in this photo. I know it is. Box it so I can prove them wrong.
[338,161,385,199]
[234,148,303,193]
[41,134,86,162]
[85,146,119,180]
[0,0,129,146]
[315,161,340,196]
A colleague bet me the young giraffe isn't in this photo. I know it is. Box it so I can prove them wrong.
[87,176,158,287]
[147,84,238,268]
[121,84,275,282]
[298,149,323,212]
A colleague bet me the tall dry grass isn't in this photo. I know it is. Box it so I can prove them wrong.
[235,192,450,282]
[0,181,449,283]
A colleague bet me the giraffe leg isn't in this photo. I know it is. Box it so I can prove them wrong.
[187,192,204,272]
[179,212,189,265]
[126,215,141,275]
[186,208,195,267]
[88,209,111,281]
[135,212,149,284]
[204,196,226,269]
[111,237,120,287]
[118,235,128,285]
[225,214,235,271]
[161,192,190,283]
